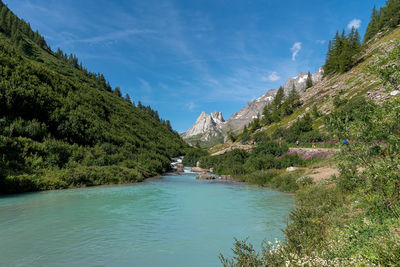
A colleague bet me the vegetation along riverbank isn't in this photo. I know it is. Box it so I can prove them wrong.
[185,2,400,265]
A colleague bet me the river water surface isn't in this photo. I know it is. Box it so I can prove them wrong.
[0,170,293,267]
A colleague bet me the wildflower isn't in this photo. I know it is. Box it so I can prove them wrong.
[387,202,391,207]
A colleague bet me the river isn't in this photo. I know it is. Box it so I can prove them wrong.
[0,169,293,266]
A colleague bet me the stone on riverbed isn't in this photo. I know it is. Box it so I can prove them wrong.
[197,172,215,180]
[218,175,233,180]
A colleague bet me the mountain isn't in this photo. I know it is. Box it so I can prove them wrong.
[0,2,187,194]
[283,67,324,93]
[182,67,324,146]
[181,111,226,146]
[225,89,277,133]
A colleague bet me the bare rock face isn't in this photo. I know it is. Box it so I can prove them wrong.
[283,67,324,94]
[181,111,225,142]
[222,68,323,134]
[225,89,277,133]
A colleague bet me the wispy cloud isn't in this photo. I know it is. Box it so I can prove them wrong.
[186,102,197,111]
[262,72,280,82]
[316,40,326,45]
[138,78,152,93]
[348,19,361,30]
[291,42,302,61]
[78,29,156,44]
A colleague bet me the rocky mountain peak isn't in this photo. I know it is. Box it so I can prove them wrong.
[283,67,324,94]
[210,111,224,123]
[182,111,226,142]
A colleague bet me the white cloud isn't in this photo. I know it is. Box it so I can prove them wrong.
[348,19,361,30]
[290,42,302,61]
[186,102,196,111]
[262,72,280,82]
[316,40,326,45]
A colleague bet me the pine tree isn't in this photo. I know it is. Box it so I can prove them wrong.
[364,5,381,42]
[113,87,122,97]
[306,72,313,89]
[137,101,143,110]
[324,28,362,75]
[312,105,320,118]
[273,87,285,110]
[124,93,131,103]
[262,103,274,125]
[241,125,250,143]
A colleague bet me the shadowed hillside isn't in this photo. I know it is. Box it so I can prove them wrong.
[0,1,187,194]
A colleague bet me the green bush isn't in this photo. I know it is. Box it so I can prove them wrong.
[182,148,208,166]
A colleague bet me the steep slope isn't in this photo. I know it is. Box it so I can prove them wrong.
[210,28,400,156]
[0,2,187,194]
[225,89,277,133]
[181,111,225,145]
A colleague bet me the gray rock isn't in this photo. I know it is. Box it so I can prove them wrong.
[218,175,233,180]
[390,90,400,96]
[286,167,298,172]
[197,172,215,180]
[181,111,225,142]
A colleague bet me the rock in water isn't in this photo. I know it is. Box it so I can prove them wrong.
[197,172,215,180]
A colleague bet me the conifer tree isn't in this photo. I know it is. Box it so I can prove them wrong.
[125,93,131,103]
[364,5,381,42]
[113,87,122,97]
[273,87,284,110]
[306,72,313,89]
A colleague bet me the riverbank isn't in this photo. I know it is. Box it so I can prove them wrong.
[0,164,171,195]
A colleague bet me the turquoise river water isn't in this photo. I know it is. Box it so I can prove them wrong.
[0,170,293,267]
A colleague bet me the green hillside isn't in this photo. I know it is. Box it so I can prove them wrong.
[202,1,400,265]
[0,2,187,194]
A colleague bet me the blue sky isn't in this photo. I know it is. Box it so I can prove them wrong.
[5,0,386,132]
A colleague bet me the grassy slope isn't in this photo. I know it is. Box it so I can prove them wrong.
[0,16,187,194]
[215,28,400,266]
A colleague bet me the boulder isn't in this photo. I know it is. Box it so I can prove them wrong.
[390,90,400,96]
[286,166,298,172]
[177,167,184,172]
[196,161,201,167]
[218,175,233,180]
[197,172,215,180]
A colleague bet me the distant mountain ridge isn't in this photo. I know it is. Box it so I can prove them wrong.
[182,67,324,145]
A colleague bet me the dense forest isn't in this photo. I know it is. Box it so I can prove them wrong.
[0,1,187,194]
[364,0,400,42]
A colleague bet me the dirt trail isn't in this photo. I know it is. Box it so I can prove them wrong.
[308,167,340,183]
